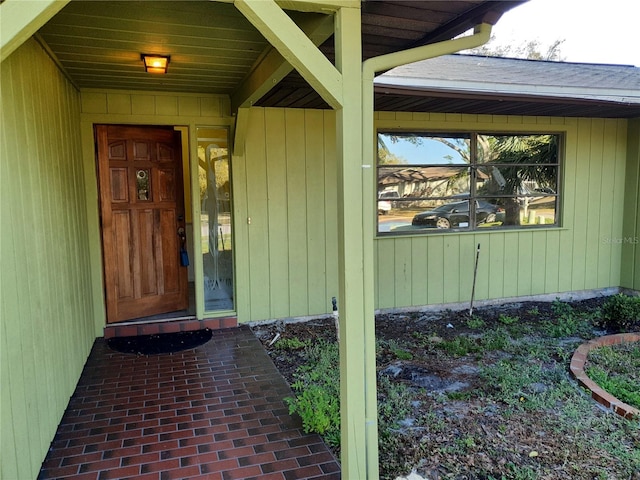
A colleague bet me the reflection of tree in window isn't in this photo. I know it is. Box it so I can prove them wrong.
[480,135,558,225]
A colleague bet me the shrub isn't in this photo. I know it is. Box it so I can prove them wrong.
[600,294,640,332]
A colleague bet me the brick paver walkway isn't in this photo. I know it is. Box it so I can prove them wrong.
[39,326,340,480]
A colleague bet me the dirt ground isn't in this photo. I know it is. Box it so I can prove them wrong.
[252,296,640,480]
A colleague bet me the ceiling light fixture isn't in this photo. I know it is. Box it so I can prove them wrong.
[141,54,170,74]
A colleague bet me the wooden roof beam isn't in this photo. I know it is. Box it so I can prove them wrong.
[234,0,343,109]
[231,12,334,112]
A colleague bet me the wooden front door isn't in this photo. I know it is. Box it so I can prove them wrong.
[96,125,188,323]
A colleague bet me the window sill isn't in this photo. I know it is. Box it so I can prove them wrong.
[376,225,566,239]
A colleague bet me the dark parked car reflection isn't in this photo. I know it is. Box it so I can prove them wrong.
[411,200,504,229]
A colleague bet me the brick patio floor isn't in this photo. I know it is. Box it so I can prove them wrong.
[38,326,341,480]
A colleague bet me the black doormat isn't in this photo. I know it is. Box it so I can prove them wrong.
[107,329,212,355]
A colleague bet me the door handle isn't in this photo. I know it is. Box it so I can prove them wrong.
[177,227,189,266]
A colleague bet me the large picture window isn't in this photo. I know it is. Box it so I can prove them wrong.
[377,131,561,234]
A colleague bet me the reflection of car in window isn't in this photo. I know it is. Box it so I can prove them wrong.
[378,190,400,214]
[378,199,391,214]
[379,190,400,199]
[412,200,504,229]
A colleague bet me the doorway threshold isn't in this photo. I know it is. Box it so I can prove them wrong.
[103,315,237,339]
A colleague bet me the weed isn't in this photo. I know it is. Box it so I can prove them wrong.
[479,327,510,351]
[542,307,594,338]
[286,383,339,438]
[285,341,340,446]
[588,342,640,379]
[438,336,480,356]
[379,339,415,360]
[456,435,477,451]
[498,314,519,325]
[551,298,574,317]
[527,306,540,316]
[273,336,308,351]
[446,390,475,401]
[377,375,414,426]
[506,464,538,480]
[467,315,485,329]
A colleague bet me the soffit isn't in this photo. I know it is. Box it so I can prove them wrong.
[36,0,522,108]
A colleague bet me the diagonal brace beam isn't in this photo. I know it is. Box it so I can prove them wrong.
[234,0,343,109]
[231,13,334,112]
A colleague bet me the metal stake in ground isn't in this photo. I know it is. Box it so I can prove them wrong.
[469,243,481,316]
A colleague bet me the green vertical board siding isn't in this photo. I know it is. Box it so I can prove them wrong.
[231,148,252,320]
[621,119,640,289]
[502,233,519,298]
[305,110,329,315]
[598,120,625,287]
[571,118,591,290]
[1,39,94,479]
[373,114,628,310]
[410,236,428,305]
[285,109,310,314]
[426,235,444,304]
[393,237,412,307]
[245,109,271,320]
[237,109,632,320]
[442,235,460,303]
[517,232,533,296]
[323,111,339,307]
[457,235,475,304]
[376,239,396,307]
[585,118,605,287]
[530,231,546,295]
[487,233,505,298]
[265,109,290,318]
[472,234,490,301]
[238,108,338,321]
[544,230,560,293]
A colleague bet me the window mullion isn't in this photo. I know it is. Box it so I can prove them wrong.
[470,132,477,229]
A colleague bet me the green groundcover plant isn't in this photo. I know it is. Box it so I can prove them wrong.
[271,298,640,480]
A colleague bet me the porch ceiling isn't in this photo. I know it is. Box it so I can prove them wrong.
[36,0,522,109]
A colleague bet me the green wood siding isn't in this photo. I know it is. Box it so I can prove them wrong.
[621,118,640,289]
[238,109,633,319]
[373,113,629,310]
[1,38,94,479]
[235,108,339,321]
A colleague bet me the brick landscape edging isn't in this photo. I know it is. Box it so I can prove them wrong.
[569,332,640,420]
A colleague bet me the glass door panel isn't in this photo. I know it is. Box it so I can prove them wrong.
[197,127,234,312]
